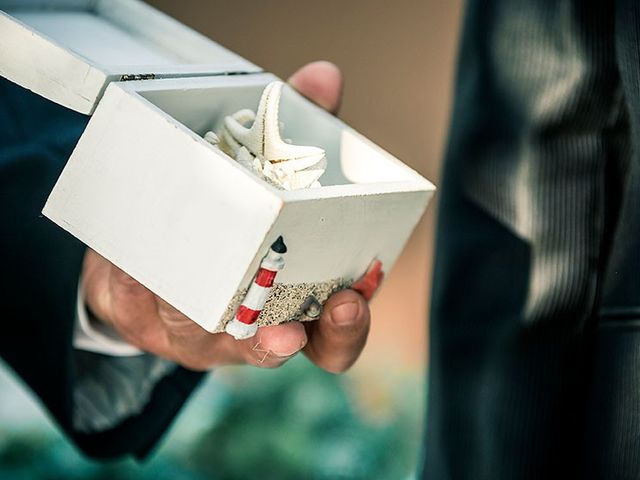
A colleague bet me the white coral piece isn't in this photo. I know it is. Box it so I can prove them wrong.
[205,81,326,190]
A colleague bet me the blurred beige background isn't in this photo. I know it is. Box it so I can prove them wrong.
[148,0,464,373]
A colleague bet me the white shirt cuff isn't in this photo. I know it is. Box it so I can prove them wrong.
[73,279,143,357]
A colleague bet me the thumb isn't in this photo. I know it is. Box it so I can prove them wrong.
[303,289,370,373]
[287,61,343,114]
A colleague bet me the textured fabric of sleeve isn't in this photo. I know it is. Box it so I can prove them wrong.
[0,78,204,459]
[424,1,629,478]
[72,350,176,434]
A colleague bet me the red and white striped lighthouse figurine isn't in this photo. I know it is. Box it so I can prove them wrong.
[225,236,287,340]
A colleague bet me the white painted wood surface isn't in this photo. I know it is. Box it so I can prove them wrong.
[43,73,435,332]
[44,76,284,332]
[0,0,260,114]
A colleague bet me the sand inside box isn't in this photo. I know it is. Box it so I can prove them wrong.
[216,278,351,332]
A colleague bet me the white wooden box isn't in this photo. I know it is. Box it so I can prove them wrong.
[0,0,435,332]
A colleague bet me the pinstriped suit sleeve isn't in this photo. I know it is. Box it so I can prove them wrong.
[424,1,628,478]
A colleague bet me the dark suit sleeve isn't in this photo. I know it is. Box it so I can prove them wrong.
[424,1,628,479]
[0,78,204,459]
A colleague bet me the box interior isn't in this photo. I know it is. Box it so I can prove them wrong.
[1,0,244,69]
[135,77,421,188]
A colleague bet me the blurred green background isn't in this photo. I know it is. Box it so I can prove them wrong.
[0,358,422,479]
[0,1,463,478]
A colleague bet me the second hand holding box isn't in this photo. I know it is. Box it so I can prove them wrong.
[0,0,436,336]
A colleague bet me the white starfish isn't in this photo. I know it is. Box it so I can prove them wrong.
[207,81,327,190]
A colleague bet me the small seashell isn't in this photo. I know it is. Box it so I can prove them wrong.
[303,296,322,319]
[203,131,220,145]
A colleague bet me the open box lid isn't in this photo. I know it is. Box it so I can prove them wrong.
[0,0,261,114]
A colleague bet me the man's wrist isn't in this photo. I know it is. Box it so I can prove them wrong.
[74,278,143,356]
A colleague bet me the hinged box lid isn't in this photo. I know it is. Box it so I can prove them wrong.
[0,0,261,114]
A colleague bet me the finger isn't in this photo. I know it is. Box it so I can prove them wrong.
[219,322,307,369]
[174,322,307,371]
[304,289,370,373]
[156,301,307,370]
[81,249,114,323]
[156,296,201,334]
[154,296,229,367]
[253,322,307,364]
[83,252,156,332]
[152,297,236,369]
[287,60,343,114]
[107,266,168,350]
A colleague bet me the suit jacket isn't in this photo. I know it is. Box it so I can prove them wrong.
[425,0,640,478]
[0,78,204,459]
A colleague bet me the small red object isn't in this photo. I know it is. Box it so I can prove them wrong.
[352,259,384,301]
[254,268,277,288]
[235,305,261,325]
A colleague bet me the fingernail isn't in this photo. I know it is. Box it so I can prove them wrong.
[331,301,360,326]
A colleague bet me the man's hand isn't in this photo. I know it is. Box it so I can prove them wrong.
[82,61,372,373]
